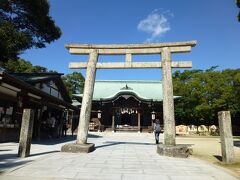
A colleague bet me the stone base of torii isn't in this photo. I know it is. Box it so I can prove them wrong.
[61,41,197,157]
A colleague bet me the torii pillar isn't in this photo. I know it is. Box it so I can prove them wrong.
[162,47,175,145]
[76,50,98,144]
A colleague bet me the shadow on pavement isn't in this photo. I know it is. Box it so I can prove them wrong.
[0,153,32,174]
[96,141,194,149]
[0,153,17,160]
[0,160,33,174]
[214,155,222,161]
[30,150,60,157]
[95,141,156,149]
[32,135,77,145]
[0,149,12,152]
[233,140,240,147]
[32,133,102,145]
[0,150,61,174]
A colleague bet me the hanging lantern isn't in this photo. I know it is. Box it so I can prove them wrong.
[151,111,155,120]
[97,110,102,119]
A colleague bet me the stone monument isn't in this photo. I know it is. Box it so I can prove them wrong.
[218,111,235,163]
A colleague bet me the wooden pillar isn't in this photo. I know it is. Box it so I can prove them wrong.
[112,113,115,132]
[36,109,42,140]
[18,109,35,158]
[151,120,154,132]
[218,111,235,163]
[161,47,176,146]
[138,113,141,133]
[77,50,98,144]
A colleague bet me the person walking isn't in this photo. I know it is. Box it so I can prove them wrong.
[50,115,56,138]
[62,116,68,137]
[154,119,161,144]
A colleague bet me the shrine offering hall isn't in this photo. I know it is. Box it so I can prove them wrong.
[74,80,178,132]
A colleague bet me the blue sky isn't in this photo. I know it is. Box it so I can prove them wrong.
[20,0,240,80]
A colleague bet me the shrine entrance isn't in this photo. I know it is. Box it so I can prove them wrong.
[120,113,132,125]
[65,41,197,147]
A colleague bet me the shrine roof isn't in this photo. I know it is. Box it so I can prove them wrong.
[74,80,178,102]
[10,72,71,103]
[11,73,64,83]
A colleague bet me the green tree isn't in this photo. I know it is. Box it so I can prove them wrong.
[237,0,240,21]
[3,59,47,73]
[0,0,61,62]
[31,65,47,73]
[62,72,85,98]
[173,67,240,128]
[173,69,203,125]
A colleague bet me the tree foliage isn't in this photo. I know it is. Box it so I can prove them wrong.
[62,72,85,98]
[173,67,240,127]
[237,0,240,21]
[0,0,61,62]
[3,59,47,73]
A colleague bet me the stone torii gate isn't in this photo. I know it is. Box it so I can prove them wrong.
[62,41,197,154]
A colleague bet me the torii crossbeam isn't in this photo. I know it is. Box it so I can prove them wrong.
[65,41,197,148]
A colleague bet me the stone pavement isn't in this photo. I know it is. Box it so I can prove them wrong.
[0,132,238,180]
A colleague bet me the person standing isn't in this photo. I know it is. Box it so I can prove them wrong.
[55,115,61,137]
[154,119,161,144]
[50,115,56,137]
[47,113,52,138]
[62,115,68,137]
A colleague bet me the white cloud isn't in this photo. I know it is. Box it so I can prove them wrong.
[137,10,172,43]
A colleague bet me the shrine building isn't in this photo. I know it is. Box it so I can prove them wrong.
[73,80,179,132]
[0,69,76,142]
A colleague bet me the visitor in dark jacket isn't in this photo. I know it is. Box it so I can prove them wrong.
[154,119,161,144]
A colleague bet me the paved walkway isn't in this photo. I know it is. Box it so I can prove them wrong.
[0,132,238,180]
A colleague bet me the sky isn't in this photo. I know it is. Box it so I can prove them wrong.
[20,0,240,80]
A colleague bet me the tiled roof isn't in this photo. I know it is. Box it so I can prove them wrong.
[9,72,71,103]
[74,80,165,102]
[10,73,63,83]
